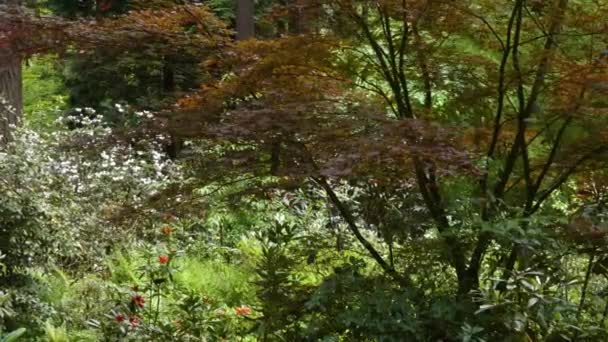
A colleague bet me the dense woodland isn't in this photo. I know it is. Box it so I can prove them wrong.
[0,0,608,341]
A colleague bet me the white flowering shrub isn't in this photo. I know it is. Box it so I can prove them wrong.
[0,111,180,278]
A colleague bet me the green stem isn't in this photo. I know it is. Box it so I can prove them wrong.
[154,284,161,325]
[574,251,595,341]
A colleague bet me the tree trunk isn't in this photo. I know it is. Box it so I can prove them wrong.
[0,1,22,145]
[289,0,309,34]
[236,0,254,40]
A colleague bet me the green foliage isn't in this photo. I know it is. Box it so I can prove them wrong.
[253,221,308,339]
[174,258,255,307]
[106,251,139,285]
[60,52,202,113]
[306,258,421,341]
[22,56,67,130]
[44,0,129,18]
[206,0,235,21]
[43,321,69,342]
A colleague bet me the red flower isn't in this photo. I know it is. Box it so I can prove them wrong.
[161,225,173,236]
[129,316,139,327]
[158,255,169,264]
[235,305,251,316]
[115,313,125,322]
[131,294,145,308]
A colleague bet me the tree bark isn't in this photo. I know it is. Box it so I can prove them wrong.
[289,0,309,34]
[0,1,22,145]
[0,42,22,146]
[236,0,254,40]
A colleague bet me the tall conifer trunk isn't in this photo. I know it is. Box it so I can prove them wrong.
[0,0,22,145]
[236,0,254,40]
[289,0,309,34]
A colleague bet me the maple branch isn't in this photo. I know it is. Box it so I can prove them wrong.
[378,5,395,59]
[511,4,535,204]
[492,0,571,290]
[478,1,521,219]
[493,0,569,201]
[504,174,526,194]
[532,117,572,195]
[494,146,606,291]
[314,176,414,289]
[379,5,413,118]
[413,162,468,287]
[485,1,520,162]
[453,5,505,49]
[345,1,466,288]
[521,143,534,206]
[511,3,525,111]
[470,1,528,284]
[343,47,402,111]
[289,135,414,289]
[525,115,563,146]
[388,9,469,284]
[525,0,569,114]
[531,46,606,199]
[531,146,607,214]
[397,0,409,71]
[413,23,432,110]
[523,3,569,57]
[355,79,398,115]
[393,3,413,118]
[385,5,468,284]
[352,12,408,117]
[346,46,389,75]
[491,0,527,202]
[519,30,607,47]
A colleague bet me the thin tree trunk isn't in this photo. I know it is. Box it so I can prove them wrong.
[236,0,254,40]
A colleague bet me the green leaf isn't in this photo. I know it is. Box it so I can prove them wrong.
[527,297,539,308]
[519,279,536,291]
[475,304,497,315]
[1,328,26,342]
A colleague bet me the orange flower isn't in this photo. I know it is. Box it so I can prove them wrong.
[161,225,173,236]
[235,305,251,316]
[159,255,170,264]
